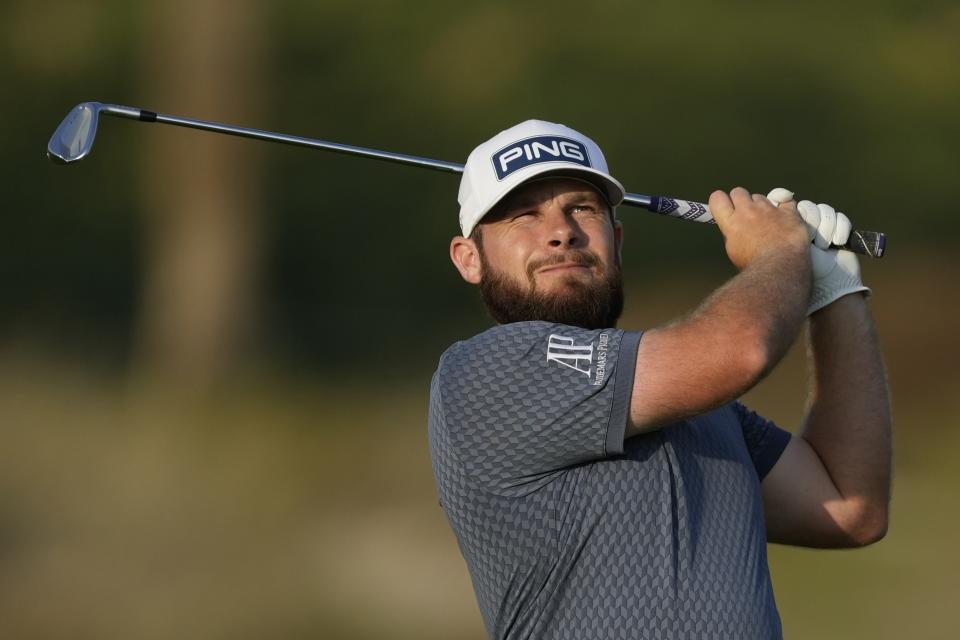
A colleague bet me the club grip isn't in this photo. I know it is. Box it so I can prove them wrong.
[843,229,886,258]
[646,196,886,258]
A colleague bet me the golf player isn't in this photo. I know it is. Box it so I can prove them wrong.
[428,120,892,639]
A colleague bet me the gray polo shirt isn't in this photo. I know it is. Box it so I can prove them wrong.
[428,322,791,639]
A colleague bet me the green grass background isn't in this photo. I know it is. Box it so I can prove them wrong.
[3,1,958,636]
[3,258,957,639]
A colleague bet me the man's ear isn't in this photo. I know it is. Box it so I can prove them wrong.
[450,236,483,284]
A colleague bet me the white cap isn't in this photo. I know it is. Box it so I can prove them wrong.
[457,119,625,237]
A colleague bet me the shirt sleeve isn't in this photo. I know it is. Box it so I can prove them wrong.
[732,401,792,480]
[433,321,642,494]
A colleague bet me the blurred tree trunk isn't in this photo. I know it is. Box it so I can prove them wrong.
[135,0,265,392]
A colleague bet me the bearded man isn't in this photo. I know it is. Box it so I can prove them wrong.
[428,120,891,640]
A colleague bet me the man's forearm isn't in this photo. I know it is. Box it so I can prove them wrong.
[800,293,892,541]
[629,248,810,432]
[726,250,811,375]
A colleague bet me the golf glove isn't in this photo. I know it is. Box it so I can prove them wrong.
[767,188,870,315]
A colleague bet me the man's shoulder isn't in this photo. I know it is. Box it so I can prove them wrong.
[437,321,616,369]
[438,321,553,362]
[435,322,633,396]
[430,323,554,430]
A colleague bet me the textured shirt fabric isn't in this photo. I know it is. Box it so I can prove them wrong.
[428,322,792,640]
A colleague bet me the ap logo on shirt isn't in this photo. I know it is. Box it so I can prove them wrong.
[546,333,610,386]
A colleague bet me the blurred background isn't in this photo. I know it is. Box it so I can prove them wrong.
[2,0,958,637]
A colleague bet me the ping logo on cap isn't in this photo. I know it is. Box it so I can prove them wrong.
[491,135,591,181]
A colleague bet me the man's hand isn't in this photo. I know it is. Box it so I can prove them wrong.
[767,188,871,315]
[708,187,809,271]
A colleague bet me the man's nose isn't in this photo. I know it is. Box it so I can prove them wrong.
[545,210,585,248]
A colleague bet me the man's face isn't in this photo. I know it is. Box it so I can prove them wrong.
[450,177,625,329]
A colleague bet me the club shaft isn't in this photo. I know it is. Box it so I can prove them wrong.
[65,103,885,257]
[100,104,653,203]
[102,105,466,174]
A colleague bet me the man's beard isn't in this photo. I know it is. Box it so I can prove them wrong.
[477,249,624,329]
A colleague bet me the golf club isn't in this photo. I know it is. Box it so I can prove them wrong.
[47,102,886,258]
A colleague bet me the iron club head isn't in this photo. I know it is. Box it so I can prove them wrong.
[47,102,102,164]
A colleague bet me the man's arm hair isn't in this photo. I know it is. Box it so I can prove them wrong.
[627,250,810,434]
[761,294,891,547]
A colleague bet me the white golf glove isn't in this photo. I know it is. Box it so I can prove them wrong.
[767,188,870,315]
